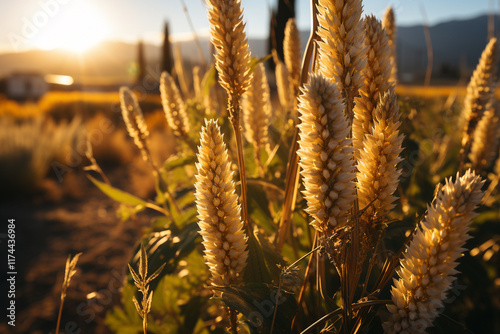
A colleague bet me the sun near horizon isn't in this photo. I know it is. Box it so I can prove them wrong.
[32,1,110,53]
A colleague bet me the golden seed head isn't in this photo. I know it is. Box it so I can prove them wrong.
[316,0,367,112]
[357,87,403,221]
[463,37,498,142]
[353,15,393,159]
[382,6,397,82]
[207,0,252,103]
[469,106,500,171]
[119,87,150,162]
[160,71,190,138]
[275,60,295,115]
[242,63,271,151]
[384,170,484,334]
[297,73,356,232]
[284,18,301,90]
[195,119,248,288]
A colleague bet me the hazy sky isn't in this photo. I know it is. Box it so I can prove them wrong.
[0,0,493,52]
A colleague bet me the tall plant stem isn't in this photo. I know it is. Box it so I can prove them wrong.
[276,0,319,250]
[55,299,64,334]
[291,235,318,331]
[229,98,252,236]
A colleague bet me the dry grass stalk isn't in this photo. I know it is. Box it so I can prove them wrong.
[195,119,248,333]
[56,253,82,334]
[469,106,500,172]
[460,37,498,169]
[316,0,367,120]
[119,87,152,163]
[160,71,190,138]
[357,87,403,225]
[384,170,484,334]
[353,15,392,159]
[297,73,356,232]
[275,59,295,117]
[284,18,302,96]
[242,63,272,172]
[129,244,166,334]
[382,6,397,83]
[174,45,190,97]
[207,0,253,235]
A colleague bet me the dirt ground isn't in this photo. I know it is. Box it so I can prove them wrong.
[0,164,159,334]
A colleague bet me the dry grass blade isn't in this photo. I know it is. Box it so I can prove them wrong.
[56,252,82,334]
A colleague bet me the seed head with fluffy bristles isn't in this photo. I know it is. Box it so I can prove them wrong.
[353,15,393,158]
[160,71,190,138]
[207,0,252,112]
[316,0,367,117]
[297,73,356,232]
[195,119,248,288]
[357,87,403,222]
[119,87,151,162]
[242,63,271,152]
[384,170,484,334]
[276,60,295,115]
[382,6,397,83]
[469,106,500,171]
[284,18,301,93]
[462,37,498,146]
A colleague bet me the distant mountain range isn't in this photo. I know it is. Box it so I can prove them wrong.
[0,14,497,85]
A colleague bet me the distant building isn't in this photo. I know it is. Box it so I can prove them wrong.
[4,72,48,101]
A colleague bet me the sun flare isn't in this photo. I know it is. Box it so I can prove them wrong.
[33,1,109,52]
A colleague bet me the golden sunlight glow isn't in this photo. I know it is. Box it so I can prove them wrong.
[33,1,110,52]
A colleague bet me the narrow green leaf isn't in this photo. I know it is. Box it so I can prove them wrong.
[244,228,286,285]
[87,175,147,207]
[215,284,297,334]
[250,54,272,73]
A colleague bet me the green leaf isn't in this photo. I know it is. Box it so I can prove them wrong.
[250,54,272,73]
[179,295,208,334]
[162,153,197,172]
[105,283,142,334]
[244,228,286,285]
[215,284,297,334]
[201,64,217,97]
[87,175,147,207]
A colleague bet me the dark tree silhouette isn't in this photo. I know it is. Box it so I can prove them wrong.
[161,21,173,74]
[267,0,296,69]
[136,39,145,85]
